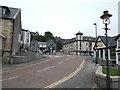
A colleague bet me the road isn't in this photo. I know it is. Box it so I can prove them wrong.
[2,55,87,88]
[54,57,98,88]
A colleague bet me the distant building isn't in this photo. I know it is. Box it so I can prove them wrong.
[46,40,57,54]
[62,31,96,55]
[38,42,47,52]
[116,34,120,65]
[30,40,38,52]
[30,31,39,36]
[20,29,31,52]
[0,6,22,63]
[116,1,120,65]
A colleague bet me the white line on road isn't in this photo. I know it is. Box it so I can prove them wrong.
[0,76,20,82]
[37,66,54,72]
[58,61,64,65]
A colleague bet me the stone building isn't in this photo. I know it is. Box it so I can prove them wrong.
[46,40,57,54]
[0,6,22,63]
[62,31,96,55]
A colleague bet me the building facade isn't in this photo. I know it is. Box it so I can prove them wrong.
[62,31,96,55]
[0,6,22,63]
[20,29,31,52]
[93,36,118,64]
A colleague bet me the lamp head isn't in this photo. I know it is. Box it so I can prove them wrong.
[100,10,112,24]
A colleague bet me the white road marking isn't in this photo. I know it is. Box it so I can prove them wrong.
[0,76,20,81]
[37,66,54,72]
[58,61,64,65]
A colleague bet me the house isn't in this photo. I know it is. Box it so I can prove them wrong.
[62,31,96,55]
[20,29,31,52]
[30,31,39,36]
[38,42,47,52]
[93,36,117,64]
[46,40,57,54]
[0,6,22,63]
[116,34,120,65]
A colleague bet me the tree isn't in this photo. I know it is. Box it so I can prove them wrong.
[44,31,54,41]
[55,40,62,50]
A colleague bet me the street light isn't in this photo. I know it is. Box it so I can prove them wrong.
[100,10,112,90]
[93,23,98,65]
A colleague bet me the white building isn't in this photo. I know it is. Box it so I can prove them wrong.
[115,1,120,65]
[62,31,96,55]
[20,29,31,50]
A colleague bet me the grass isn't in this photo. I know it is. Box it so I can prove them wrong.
[102,66,120,76]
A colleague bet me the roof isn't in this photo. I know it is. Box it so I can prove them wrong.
[83,36,96,41]
[115,34,120,40]
[0,6,20,19]
[75,31,83,35]
[63,36,96,45]
[0,33,5,38]
[94,36,117,49]
[99,36,117,47]
[38,42,47,45]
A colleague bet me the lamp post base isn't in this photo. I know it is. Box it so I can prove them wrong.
[106,75,111,90]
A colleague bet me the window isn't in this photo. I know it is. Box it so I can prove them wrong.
[2,8,6,15]
[118,40,120,47]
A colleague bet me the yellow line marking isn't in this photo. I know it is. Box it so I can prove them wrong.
[2,57,57,74]
[44,59,85,88]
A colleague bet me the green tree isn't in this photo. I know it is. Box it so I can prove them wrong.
[44,31,54,41]
[55,40,62,50]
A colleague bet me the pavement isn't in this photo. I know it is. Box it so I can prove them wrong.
[2,55,55,72]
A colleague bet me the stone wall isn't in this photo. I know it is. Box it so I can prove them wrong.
[10,52,44,64]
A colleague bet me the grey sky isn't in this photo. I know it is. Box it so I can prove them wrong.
[1,0,119,39]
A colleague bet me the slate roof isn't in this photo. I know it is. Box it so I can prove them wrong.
[99,36,117,47]
[63,36,96,45]
[38,42,47,46]
[115,34,120,40]
[0,6,20,19]
[75,31,83,35]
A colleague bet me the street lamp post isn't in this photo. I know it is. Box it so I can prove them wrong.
[93,23,98,65]
[100,10,112,90]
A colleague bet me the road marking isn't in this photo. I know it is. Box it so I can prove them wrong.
[2,58,57,74]
[0,76,20,82]
[44,59,85,88]
[37,66,54,72]
[58,61,64,65]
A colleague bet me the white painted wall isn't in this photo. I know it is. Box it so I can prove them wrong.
[118,1,120,34]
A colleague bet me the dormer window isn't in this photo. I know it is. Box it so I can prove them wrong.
[2,6,10,15]
[2,8,6,15]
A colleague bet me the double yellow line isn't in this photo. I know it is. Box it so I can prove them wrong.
[44,59,85,88]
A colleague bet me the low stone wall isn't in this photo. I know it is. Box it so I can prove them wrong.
[10,52,44,64]
[95,66,120,88]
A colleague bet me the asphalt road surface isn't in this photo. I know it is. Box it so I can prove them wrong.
[54,57,98,88]
[2,55,87,88]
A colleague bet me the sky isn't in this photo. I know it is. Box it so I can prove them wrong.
[1,0,119,39]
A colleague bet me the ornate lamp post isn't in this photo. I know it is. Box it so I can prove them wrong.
[93,23,98,65]
[100,10,112,90]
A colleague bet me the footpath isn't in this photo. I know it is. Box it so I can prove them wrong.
[2,55,55,72]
